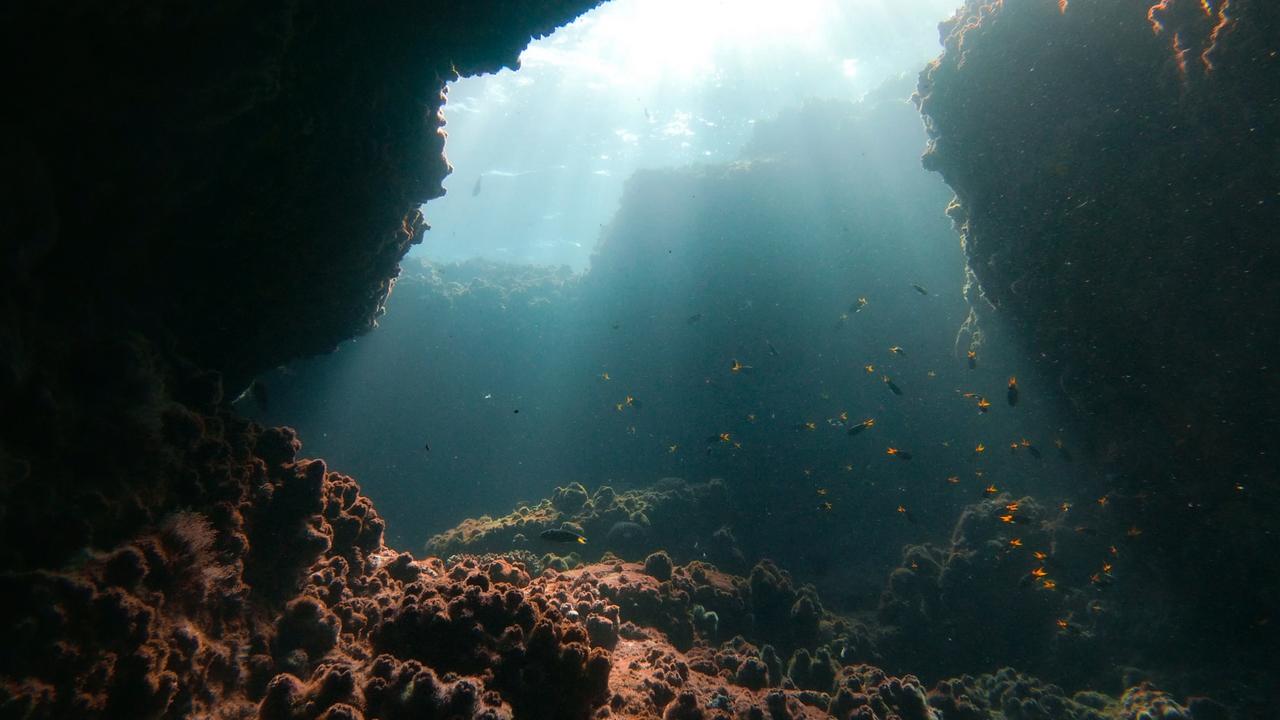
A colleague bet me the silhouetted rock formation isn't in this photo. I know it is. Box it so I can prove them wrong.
[915,1,1278,709]
[0,2,601,574]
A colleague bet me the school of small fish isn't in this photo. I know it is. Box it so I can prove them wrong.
[575,283,1139,635]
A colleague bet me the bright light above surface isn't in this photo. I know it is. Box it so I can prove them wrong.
[414,0,962,269]
[521,0,849,88]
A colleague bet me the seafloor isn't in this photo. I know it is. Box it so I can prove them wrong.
[1,1,1276,718]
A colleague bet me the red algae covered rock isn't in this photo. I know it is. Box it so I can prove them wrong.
[0,397,1222,720]
[0,416,1216,720]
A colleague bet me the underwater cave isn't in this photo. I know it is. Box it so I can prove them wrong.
[1,0,1277,718]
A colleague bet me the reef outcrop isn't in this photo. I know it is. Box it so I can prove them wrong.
[427,479,747,573]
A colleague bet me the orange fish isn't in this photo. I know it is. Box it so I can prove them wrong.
[967,350,977,369]
[975,443,986,453]
[977,397,992,412]
[999,514,1015,524]
[1126,526,1142,538]
[985,484,998,495]
[1032,567,1048,578]
[1033,551,1047,561]
[947,475,960,484]
[1056,618,1069,630]
[1042,579,1057,590]
[1007,377,1019,407]
[1006,501,1020,512]
[1009,538,1023,548]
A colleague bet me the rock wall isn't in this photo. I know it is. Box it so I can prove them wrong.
[915,0,1278,702]
[0,2,600,573]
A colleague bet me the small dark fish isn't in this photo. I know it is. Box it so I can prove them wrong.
[912,284,929,296]
[765,339,779,357]
[967,350,977,370]
[513,408,520,414]
[1055,440,1074,462]
[472,175,483,196]
[897,505,917,523]
[687,313,702,324]
[612,323,621,330]
[250,380,269,411]
[540,528,586,544]
[423,440,430,451]
[883,377,903,396]
[1027,445,1042,459]
[1018,573,1035,589]
[1007,376,1020,407]
[887,447,913,460]
[847,422,871,437]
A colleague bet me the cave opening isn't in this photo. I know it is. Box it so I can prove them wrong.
[250,0,1090,610]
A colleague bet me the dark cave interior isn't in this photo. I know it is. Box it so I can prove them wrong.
[1,1,1277,718]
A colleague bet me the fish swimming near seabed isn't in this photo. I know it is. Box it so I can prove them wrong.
[540,528,586,544]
